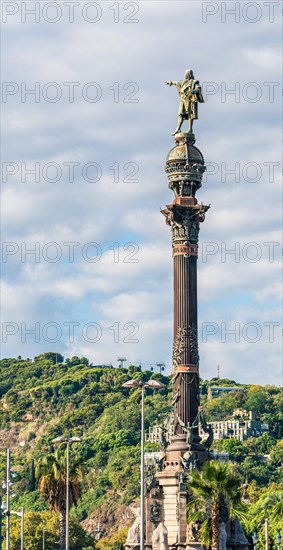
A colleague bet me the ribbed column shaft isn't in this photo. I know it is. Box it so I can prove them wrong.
[173,251,199,433]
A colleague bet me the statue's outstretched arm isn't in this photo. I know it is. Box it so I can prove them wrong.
[166,81,178,87]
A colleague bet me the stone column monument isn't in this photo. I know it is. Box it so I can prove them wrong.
[127,69,212,550]
[149,69,211,550]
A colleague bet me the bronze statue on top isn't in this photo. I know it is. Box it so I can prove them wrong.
[166,69,204,135]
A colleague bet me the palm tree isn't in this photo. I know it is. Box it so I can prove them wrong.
[187,461,245,550]
[246,489,283,535]
[36,449,83,548]
[257,490,283,524]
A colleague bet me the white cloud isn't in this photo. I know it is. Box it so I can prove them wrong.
[1,1,281,383]
[243,47,282,70]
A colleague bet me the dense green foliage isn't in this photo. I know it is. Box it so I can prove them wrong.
[0,355,171,548]
[0,355,282,549]
[202,378,283,434]
[3,512,94,550]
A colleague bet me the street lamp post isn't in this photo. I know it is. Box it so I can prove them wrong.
[6,449,10,550]
[122,379,164,550]
[0,496,3,550]
[66,441,70,550]
[52,436,82,550]
[1,451,18,550]
[141,384,145,550]
[21,508,25,550]
[20,509,24,550]
[42,520,46,550]
[10,509,24,550]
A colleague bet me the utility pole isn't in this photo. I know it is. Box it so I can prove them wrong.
[21,509,24,550]
[156,362,165,374]
[150,363,165,374]
[42,520,46,550]
[117,357,127,369]
[217,364,220,379]
[6,450,10,550]
[0,496,3,550]
[52,436,82,550]
[10,509,24,550]
[66,442,70,550]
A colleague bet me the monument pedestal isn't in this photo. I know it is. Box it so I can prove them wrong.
[156,436,186,547]
[146,464,204,550]
[155,467,185,547]
[145,437,188,549]
[144,434,211,549]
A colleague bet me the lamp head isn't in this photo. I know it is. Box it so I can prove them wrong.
[122,379,164,389]
[52,436,82,443]
[144,380,164,389]
[122,379,142,388]
[52,436,67,443]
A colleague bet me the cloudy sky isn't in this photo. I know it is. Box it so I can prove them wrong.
[1,0,282,384]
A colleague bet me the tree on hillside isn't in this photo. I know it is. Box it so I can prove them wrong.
[65,356,88,367]
[206,378,240,387]
[244,385,273,415]
[36,450,83,548]
[187,461,245,550]
[95,528,128,550]
[270,440,283,465]
[217,438,246,463]
[205,395,238,421]
[263,412,283,439]
[35,352,64,364]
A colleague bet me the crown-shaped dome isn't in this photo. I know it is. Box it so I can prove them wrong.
[165,133,206,199]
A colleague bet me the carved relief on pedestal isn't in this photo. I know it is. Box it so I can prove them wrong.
[150,500,162,525]
[145,483,166,549]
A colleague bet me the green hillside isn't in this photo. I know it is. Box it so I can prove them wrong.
[0,354,282,549]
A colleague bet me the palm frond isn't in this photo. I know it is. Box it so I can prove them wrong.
[199,518,212,547]
[36,450,83,514]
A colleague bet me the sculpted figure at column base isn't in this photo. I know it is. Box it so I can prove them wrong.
[152,522,169,550]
